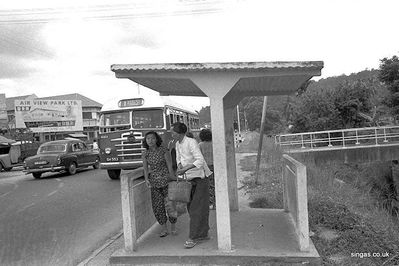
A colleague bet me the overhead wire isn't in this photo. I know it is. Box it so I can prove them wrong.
[0,0,233,59]
[0,0,230,24]
[0,31,53,59]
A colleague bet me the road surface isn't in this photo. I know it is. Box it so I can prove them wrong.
[0,168,122,266]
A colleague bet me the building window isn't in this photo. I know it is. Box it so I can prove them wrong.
[83,112,92,119]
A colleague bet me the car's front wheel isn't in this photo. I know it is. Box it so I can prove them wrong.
[32,172,42,179]
[67,162,77,175]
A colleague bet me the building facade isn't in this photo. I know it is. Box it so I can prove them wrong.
[5,93,102,143]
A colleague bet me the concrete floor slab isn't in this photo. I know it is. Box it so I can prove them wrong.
[103,153,320,265]
[110,209,320,265]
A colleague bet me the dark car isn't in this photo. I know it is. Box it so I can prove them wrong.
[24,139,100,179]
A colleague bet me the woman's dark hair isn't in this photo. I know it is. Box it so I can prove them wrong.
[186,132,194,138]
[142,131,163,149]
[172,122,187,134]
[199,129,212,141]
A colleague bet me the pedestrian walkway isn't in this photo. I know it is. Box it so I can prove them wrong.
[80,153,320,266]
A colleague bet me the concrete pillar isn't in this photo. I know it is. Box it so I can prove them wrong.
[191,74,240,251]
[224,106,239,211]
[209,96,232,250]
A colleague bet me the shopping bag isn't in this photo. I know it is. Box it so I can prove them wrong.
[168,175,192,203]
[176,201,187,216]
[165,198,187,218]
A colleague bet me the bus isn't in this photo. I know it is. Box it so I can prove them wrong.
[98,95,200,179]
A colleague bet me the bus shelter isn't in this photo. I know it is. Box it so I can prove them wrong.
[110,61,324,264]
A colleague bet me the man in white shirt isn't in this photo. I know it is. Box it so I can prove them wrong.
[171,122,210,249]
[92,139,99,151]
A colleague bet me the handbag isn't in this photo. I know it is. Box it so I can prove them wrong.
[165,198,187,218]
[168,174,192,203]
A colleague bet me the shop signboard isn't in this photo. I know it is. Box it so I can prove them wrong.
[15,99,83,133]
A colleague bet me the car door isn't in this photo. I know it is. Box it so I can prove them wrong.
[80,142,95,165]
[71,141,84,167]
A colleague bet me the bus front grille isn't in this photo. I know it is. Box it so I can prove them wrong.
[111,132,144,162]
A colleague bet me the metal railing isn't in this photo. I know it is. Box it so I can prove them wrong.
[83,119,99,127]
[275,126,399,152]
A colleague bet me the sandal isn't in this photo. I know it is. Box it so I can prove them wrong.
[159,231,169,238]
[171,230,178,235]
[184,239,197,249]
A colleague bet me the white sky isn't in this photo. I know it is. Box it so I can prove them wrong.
[0,0,398,111]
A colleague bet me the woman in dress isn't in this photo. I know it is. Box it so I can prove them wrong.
[142,131,177,237]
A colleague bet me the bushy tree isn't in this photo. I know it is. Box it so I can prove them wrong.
[290,79,376,132]
[198,106,211,126]
[290,87,341,132]
[239,97,286,133]
[333,80,373,128]
[379,55,399,120]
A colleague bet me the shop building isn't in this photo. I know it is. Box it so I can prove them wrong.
[5,93,102,143]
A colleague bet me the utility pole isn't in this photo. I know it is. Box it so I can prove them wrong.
[236,105,241,141]
[255,96,267,184]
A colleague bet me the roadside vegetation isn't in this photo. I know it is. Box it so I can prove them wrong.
[237,131,399,266]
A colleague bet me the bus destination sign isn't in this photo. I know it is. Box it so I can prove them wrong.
[118,98,144,108]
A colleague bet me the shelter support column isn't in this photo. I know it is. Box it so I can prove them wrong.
[191,74,240,251]
[210,96,232,250]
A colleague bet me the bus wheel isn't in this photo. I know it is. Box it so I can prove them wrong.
[107,169,121,180]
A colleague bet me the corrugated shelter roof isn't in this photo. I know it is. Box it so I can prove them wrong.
[111,61,324,97]
[111,61,323,72]
[39,93,102,108]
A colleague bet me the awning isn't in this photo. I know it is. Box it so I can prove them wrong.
[0,135,16,145]
[67,133,88,138]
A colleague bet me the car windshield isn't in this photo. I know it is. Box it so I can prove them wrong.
[132,109,164,129]
[38,144,67,153]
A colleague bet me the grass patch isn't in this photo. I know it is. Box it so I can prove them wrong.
[237,131,399,265]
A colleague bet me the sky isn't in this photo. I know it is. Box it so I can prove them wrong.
[0,0,399,111]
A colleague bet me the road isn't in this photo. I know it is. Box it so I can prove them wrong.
[0,167,122,266]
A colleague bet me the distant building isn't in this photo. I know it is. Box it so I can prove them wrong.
[5,93,102,142]
[6,94,38,128]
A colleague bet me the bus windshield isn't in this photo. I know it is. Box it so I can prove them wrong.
[132,109,164,129]
[100,112,130,126]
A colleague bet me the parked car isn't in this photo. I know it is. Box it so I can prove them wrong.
[24,139,100,179]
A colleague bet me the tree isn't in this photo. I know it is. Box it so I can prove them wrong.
[333,80,374,128]
[290,87,341,132]
[379,55,399,120]
[198,106,211,126]
[238,97,286,133]
[289,79,377,132]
